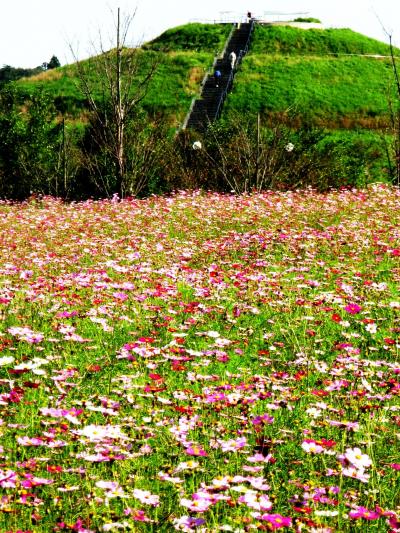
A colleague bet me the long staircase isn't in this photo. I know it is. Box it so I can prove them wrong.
[184,21,254,132]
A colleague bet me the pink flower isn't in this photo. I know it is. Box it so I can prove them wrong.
[184,444,208,457]
[180,496,212,512]
[124,509,149,522]
[219,437,247,452]
[258,513,292,529]
[344,303,362,314]
[349,506,381,520]
[301,440,324,454]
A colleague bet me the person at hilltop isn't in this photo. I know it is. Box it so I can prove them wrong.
[229,51,236,69]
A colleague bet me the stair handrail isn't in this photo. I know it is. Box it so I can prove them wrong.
[182,19,256,131]
[180,23,235,131]
[213,20,255,121]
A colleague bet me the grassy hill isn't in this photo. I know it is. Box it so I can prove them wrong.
[224,25,399,128]
[13,22,400,130]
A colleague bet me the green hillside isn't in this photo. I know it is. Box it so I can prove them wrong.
[225,54,394,127]
[223,25,399,128]
[13,23,400,129]
[17,49,213,125]
[1,21,399,198]
[143,22,232,52]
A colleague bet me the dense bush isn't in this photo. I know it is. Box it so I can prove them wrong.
[170,116,390,193]
[0,85,64,199]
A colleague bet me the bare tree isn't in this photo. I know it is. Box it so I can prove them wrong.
[71,8,158,197]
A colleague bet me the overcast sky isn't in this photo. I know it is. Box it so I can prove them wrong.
[1,0,399,68]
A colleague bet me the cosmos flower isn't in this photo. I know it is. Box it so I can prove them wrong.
[344,303,362,314]
[74,425,128,442]
[343,447,372,469]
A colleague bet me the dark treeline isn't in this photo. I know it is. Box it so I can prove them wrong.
[0,56,61,85]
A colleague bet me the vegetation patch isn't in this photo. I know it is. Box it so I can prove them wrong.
[226,54,396,125]
[250,25,400,56]
[144,22,232,52]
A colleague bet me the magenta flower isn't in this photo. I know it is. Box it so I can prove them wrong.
[349,506,381,520]
[344,303,362,314]
[184,444,208,457]
[258,513,292,529]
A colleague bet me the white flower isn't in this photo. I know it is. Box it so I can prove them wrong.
[102,522,129,531]
[192,141,202,150]
[0,356,14,366]
[205,330,220,338]
[285,142,294,152]
[344,447,372,469]
[74,424,128,442]
[365,323,377,334]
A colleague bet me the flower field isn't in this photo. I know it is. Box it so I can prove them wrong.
[0,186,399,532]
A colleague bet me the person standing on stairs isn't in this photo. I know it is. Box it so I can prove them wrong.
[229,51,236,70]
[214,69,222,87]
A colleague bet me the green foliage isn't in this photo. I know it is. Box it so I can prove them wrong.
[143,22,232,52]
[0,64,44,85]
[171,117,388,193]
[0,84,63,198]
[47,55,61,69]
[293,17,321,23]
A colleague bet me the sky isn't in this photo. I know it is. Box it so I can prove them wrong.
[1,0,400,68]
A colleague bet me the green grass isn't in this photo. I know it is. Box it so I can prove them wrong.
[250,25,400,56]
[143,22,232,52]
[225,54,396,126]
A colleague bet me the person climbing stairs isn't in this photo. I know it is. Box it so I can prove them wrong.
[184,21,254,132]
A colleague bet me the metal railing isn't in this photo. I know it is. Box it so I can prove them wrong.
[213,19,255,121]
[181,19,255,131]
[180,24,235,132]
